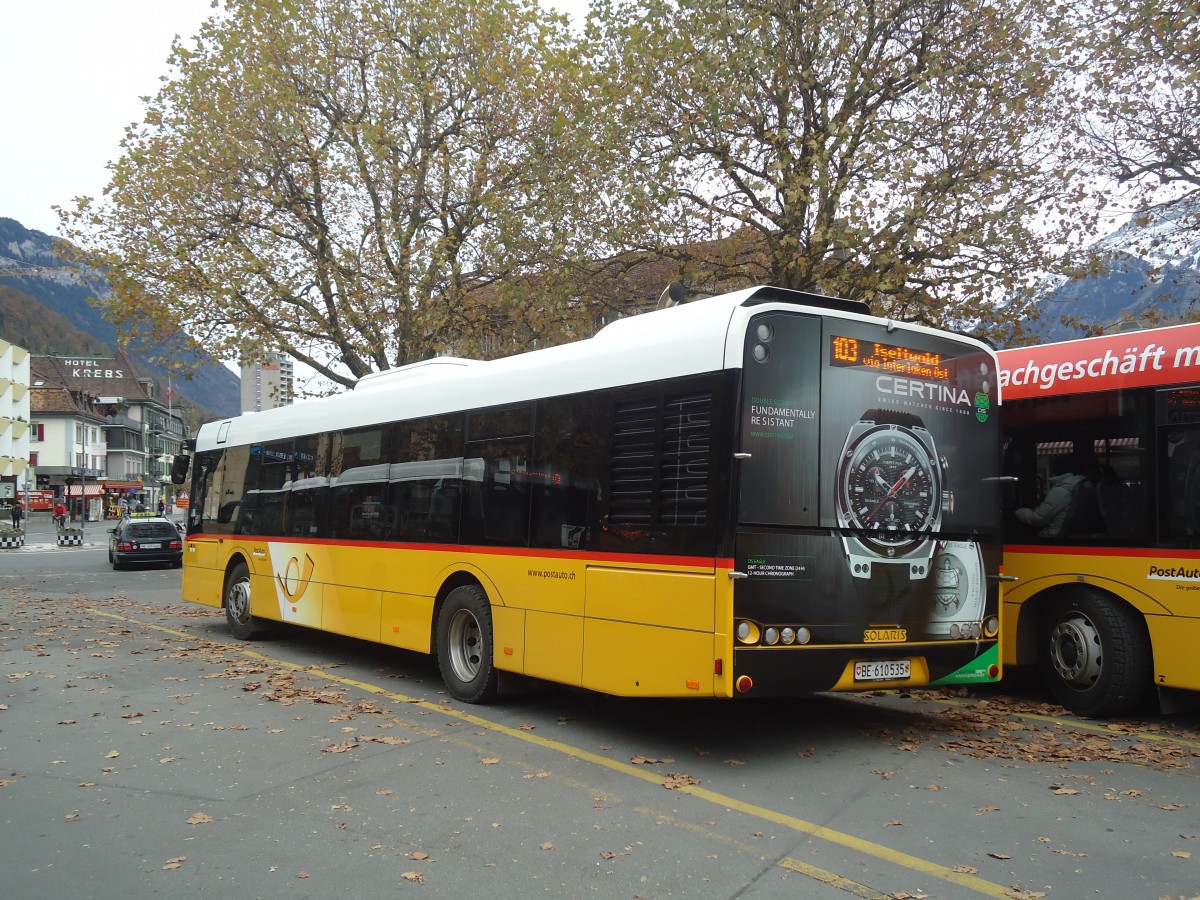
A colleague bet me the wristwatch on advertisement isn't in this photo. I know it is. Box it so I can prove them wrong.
[836,409,952,580]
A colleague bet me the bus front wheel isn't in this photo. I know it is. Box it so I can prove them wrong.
[1039,592,1150,718]
[224,561,261,641]
[436,584,499,704]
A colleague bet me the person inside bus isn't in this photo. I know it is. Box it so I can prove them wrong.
[1014,454,1087,539]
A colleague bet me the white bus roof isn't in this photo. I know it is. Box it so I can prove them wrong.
[196,286,991,451]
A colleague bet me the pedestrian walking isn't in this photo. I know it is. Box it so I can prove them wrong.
[11,499,24,531]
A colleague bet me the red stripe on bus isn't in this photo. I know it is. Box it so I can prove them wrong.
[1006,544,1200,560]
[184,534,731,570]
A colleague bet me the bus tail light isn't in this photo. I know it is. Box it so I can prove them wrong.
[735,675,753,693]
[983,616,999,637]
[735,620,760,644]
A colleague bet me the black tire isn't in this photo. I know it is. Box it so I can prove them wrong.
[436,584,499,704]
[1039,591,1151,718]
[224,561,260,640]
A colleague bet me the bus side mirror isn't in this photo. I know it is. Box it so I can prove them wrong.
[171,455,191,485]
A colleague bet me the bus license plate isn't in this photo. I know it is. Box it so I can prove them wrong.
[854,659,911,682]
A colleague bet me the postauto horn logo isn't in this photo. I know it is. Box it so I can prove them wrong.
[974,391,990,423]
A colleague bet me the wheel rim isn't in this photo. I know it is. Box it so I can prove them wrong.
[1048,612,1103,689]
[227,577,252,624]
[446,607,483,683]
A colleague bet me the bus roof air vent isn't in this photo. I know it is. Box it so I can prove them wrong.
[353,357,482,391]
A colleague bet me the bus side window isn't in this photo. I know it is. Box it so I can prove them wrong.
[461,447,531,545]
[1162,428,1200,546]
[208,445,250,537]
[530,395,598,549]
[390,415,465,542]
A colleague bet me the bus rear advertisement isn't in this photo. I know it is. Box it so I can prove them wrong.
[176,286,1004,703]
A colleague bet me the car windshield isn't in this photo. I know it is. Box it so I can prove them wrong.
[127,523,178,539]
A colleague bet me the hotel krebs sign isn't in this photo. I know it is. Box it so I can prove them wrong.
[62,358,125,379]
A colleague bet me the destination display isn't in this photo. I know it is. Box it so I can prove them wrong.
[829,335,951,383]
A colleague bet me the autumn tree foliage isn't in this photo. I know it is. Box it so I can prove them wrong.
[65,0,1125,383]
[63,0,586,389]
[1070,1,1199,251]
[1074,2,1199,195]
[579,0,1098,327]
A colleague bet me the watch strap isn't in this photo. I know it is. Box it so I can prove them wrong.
[863,409,923,428]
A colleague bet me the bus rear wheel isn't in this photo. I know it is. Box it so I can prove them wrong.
[1039,592,1150,718]
[436,584,498,704]
[224,561,261,641]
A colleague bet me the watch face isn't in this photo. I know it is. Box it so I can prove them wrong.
[839,425,941,553]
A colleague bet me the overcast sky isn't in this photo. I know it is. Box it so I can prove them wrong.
[0,0,584,239]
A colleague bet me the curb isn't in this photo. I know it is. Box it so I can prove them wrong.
[1,540,100,552]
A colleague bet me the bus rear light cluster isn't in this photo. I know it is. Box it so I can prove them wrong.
[736,621,811,646]
[947,616,999,640]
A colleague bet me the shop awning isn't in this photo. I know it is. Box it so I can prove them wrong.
[102,481,143,491]
[63,484,105,497]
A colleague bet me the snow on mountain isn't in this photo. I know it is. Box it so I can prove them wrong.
[1026,195,1200,342]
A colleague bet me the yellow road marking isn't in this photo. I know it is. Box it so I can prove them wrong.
[96,609,1012,898]
[779,856,890,899]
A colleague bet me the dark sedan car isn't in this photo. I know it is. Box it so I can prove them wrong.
[109,516,184,569]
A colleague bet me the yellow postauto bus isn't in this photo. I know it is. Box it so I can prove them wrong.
[998,321,1200,716]
[175,285,1004,703]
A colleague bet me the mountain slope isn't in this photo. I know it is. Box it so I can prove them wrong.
[0,217,240,417]
[1025,197,1200,342]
